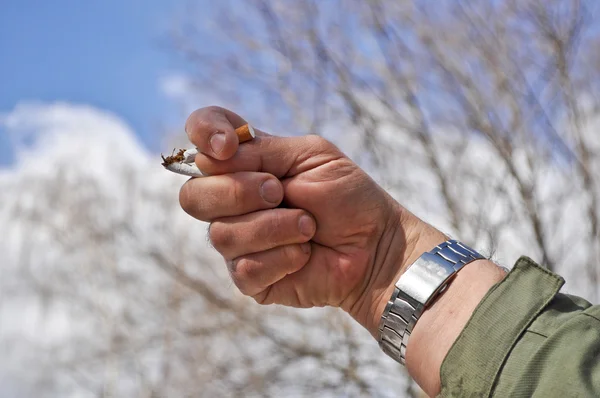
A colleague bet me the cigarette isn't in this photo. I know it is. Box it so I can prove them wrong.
[161,124,256,177]
[235,124,255,143]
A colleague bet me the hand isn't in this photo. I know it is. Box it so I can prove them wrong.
[178,106,445,336]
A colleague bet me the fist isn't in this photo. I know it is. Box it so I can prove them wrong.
[179,107,420,334]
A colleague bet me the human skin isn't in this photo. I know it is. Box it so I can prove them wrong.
[178,106,506,396]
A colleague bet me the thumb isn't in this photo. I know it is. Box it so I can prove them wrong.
[195,132,344,178]
[185,106,248,160]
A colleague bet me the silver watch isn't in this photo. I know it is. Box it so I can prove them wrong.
[378,240,484,365]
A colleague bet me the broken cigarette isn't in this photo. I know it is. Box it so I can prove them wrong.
[161,124,256,177]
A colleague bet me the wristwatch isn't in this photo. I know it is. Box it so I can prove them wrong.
[378,239,484,365]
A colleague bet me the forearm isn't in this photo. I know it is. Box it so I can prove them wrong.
[350,203,600,398]
[355,205,506,396]
[406,258,506,396]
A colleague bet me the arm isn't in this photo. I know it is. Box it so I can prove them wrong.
[440,257,600,397]
[353,211,507,396]
[177,106,600,397]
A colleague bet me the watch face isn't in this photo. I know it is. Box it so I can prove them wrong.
[398,252,456,305]
[379,240,484,364]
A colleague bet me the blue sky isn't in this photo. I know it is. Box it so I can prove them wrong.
[0,0,196,164]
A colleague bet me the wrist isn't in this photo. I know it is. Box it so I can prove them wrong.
[347,201,506,396]
[345,203,447,338]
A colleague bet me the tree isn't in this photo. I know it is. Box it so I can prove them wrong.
[171,0,600,296]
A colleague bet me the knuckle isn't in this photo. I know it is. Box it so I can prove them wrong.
[263,212,284,243]
[283,244,310,274]
[184,109,202,134]
[269,210,283,228]
[282,244,302,262]
[226,180,246,209]
[305,134,331,150]
[304,134,342,157]
[230,258,259,296]
[185,107,222,138]
[194,118,212,137]
[208,222,233,252]
[234,258,260,281]
[252,289,271,305]
[231,259,260,296]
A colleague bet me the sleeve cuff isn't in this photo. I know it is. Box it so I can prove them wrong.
[438,257,564,397]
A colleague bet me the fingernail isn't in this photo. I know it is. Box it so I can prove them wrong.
[210,133,226,154]
[300,242,311,254]
[298,215,316,237]
[260,179,281,204]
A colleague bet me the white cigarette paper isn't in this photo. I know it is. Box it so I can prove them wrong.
[161,124,255,178]
[163,152,205,177]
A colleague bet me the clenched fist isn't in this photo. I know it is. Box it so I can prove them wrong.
[178,106,444,336]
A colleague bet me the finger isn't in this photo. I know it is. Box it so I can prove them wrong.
[185,106,248,160]
[195,134,345,178]
[179,172,283,222]
[229,243,311,297]
[209,208,316,260]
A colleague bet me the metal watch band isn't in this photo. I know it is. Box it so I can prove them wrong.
[378,240,484,365]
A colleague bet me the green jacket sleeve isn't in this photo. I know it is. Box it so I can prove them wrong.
[439,256,600,398]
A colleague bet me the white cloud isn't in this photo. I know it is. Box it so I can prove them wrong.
[158,72,209,115]
[2,101,148,173]
[0,102,198,396]
[157,72,242,116]
[159,73,194,100]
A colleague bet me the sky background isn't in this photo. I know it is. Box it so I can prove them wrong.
[0,0,201,165]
